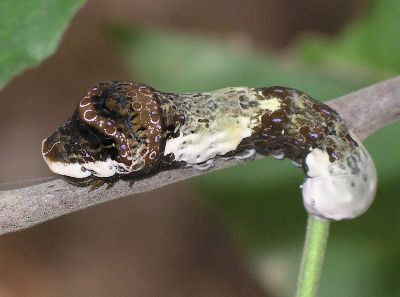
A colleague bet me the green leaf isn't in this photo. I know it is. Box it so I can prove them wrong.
[0,0,87,89]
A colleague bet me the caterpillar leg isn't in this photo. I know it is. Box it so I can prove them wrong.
[192,158,215,171]
[233,148,256,161]
[220,148,256,161]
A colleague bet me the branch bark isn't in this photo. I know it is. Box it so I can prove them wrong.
[1,76,399,236]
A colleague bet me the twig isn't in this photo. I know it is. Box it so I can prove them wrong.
[0,76,399,236]
[295,216,330,297]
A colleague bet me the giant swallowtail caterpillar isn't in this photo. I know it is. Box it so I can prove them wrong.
[42,81,377,220]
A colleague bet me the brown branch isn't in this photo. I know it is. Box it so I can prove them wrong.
[328,76,400,140]
[1,76,399,236]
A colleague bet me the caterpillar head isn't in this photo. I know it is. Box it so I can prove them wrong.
[301,141,377,220]
[42,81,166,181]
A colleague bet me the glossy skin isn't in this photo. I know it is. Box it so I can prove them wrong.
[42,81,377,220]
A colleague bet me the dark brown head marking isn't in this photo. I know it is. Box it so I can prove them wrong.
[78,85,132,167]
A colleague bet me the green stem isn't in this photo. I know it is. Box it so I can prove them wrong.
[295,215,330,297]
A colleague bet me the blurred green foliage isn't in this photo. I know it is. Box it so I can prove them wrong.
[110,3,400,295]
[297,0,400,78]
[109,25,366,98]
[0,0,86,89]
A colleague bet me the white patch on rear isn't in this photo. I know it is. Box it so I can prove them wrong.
[302,137,377,220]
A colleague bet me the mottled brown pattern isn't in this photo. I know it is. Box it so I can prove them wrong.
[249,86,358,168]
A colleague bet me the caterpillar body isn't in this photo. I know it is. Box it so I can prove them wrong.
[42,81,377,220]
